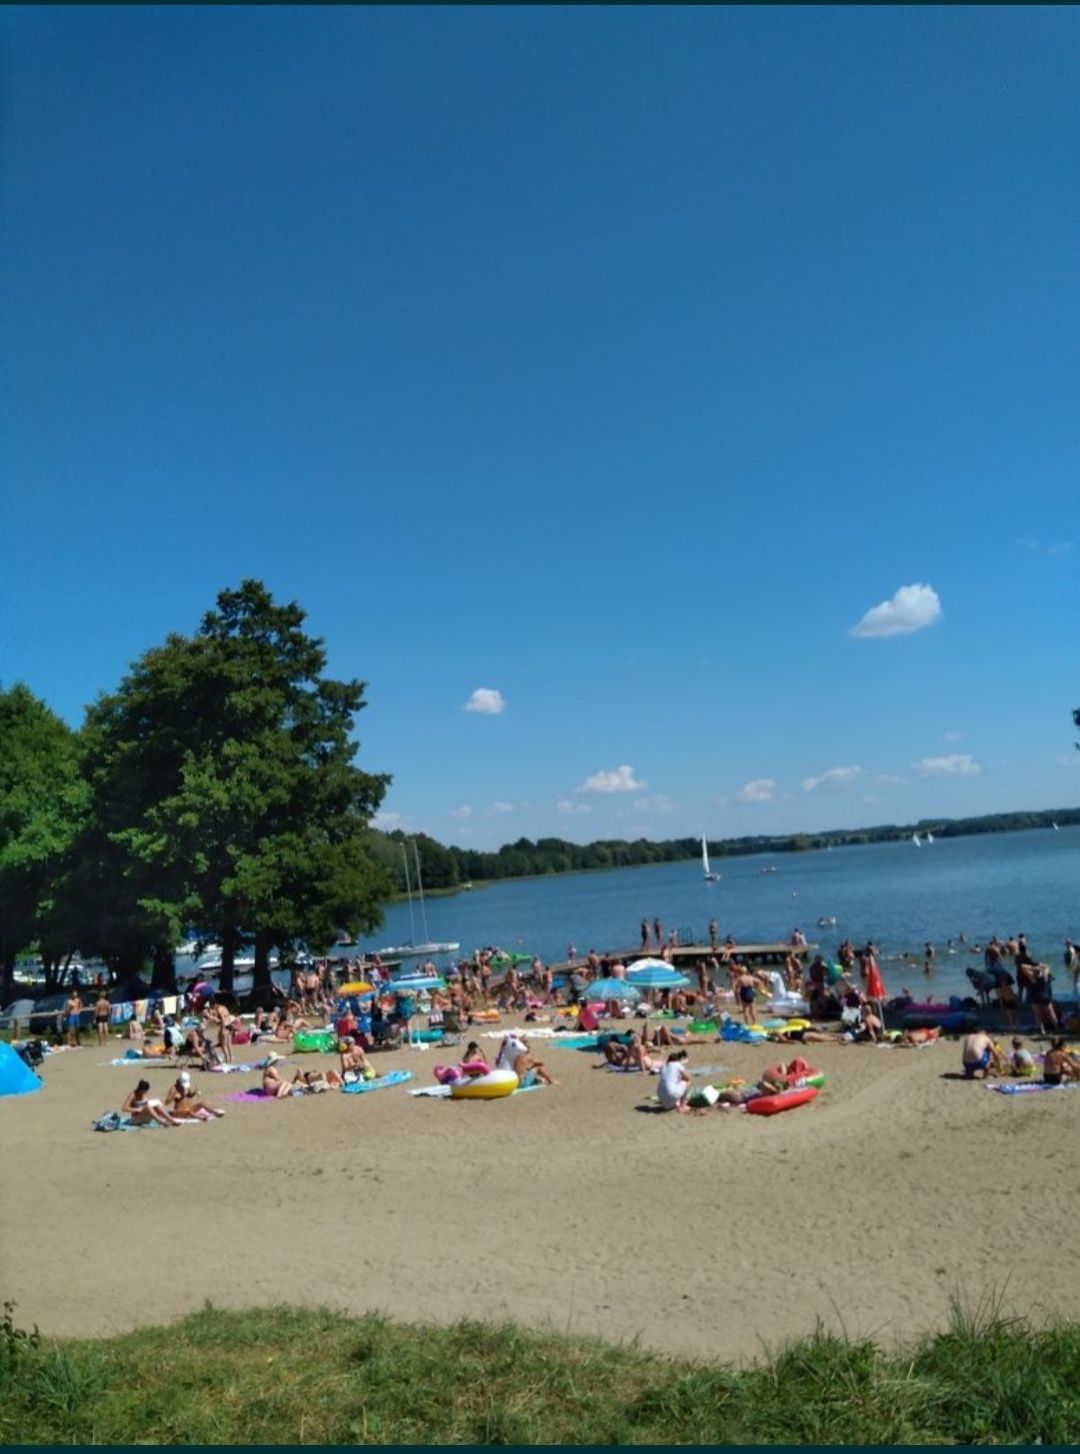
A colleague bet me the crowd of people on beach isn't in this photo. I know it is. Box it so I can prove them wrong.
[28,912,1079,1131]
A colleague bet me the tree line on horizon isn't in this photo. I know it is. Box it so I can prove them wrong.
[371,804,1080,894]
[0,581,391,1001]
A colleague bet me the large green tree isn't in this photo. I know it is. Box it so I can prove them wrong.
[80,581,391,994]
[0,684,87,999]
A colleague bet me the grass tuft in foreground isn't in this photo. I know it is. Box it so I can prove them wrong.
[3,1299,1080,1445]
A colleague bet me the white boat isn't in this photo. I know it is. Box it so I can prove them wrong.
[374,942,460,959]
[926,831,935,844]
[912,833,922,847]
[1052,822,1060,831]
[817,916,837,927]
[702,834,720,881]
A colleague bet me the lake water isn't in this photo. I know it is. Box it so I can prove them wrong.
[357,826,1080,1001]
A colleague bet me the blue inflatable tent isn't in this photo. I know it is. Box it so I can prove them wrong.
[0,1041,43,1097]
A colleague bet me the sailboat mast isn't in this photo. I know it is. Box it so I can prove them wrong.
[414,840,431,944]
[402,844,417,943]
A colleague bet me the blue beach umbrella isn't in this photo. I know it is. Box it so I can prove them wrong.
[626,963,692,991]
[583,978,642,1003]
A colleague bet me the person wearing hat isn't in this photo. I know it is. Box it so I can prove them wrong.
[164,1070,226,1120]
[261,1053,293,1098]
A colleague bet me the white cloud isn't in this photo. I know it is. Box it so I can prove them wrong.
[632,794,674,814]
[850,583,941,639]
[491,801,515,813]
[944,730,964,743]
[463,688,506,715]
[579,764,646,794]
[914,754,981,778]
[736,778,775,803]
[556,798,592,817]
[802,766,862,793]
[372,811,402,830]
[450,805,473,820]
[875,773,907,786]
[1055,753,1080,769]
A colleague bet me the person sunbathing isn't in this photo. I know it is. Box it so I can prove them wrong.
[1042,1038,1080,1085]
[292,1068,344,1093]
[650,1024,711,1047]
[123,1078,181,1127]
[713,1070,788,1107]
[339,1037,370,1083]
[164,1071,226,1120]
[261,1054,294,1098]
[961,1030,1006,1079]
[495,1033,556,1086]
[604,1032,661,1074]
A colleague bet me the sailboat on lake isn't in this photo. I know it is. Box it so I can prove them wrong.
[912,832,922,848]
[702,834,720,881]
[374,842,460,958]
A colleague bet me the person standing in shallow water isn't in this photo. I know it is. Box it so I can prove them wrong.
[641,918,650,949]
[709,919,718,951]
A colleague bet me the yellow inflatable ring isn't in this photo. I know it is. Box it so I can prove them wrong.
[449,1069,519,1100]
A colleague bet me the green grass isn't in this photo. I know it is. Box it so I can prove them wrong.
[3,1296,1080,1445]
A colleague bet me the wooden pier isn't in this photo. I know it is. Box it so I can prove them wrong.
[549,942,814,976]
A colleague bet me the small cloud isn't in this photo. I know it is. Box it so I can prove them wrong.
[490,801,515,814]
[875,773,907,786]
[450,805,473,820]
[557,798,592,817]
[372,811,402,830]
[736,778,775,803]
[1055,753,1080,769]
[802,766,862,793]
[944,730,964,743]
[914,754,981,778]
[579,765,646,794]
[463,688,506,715]
[1047,540,1074,557]
[632,794,674,814]
[850,583,941,639]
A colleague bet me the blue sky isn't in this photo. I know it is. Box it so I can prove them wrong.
[4,6,1078,848]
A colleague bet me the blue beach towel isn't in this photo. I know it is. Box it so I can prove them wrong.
[341,1069,414,1094]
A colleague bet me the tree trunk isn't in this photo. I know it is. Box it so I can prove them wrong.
[0,949,15,1006]
[252,929,273,997]
[219,926,237,997]
[150,943,177,994]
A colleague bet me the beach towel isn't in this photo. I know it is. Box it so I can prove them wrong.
[106,1056,174,1066]
[225,1088,279,1103]
[988,1082,1078,1096]
[340,1069,413,1094]
[207,1063,254,1074]
[92,1112,200,1130]
[550,1035,599,1050]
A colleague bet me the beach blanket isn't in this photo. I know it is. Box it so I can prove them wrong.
[106,1056,174,1066]
[207,1063,255,1074]
[409,1081,546,1100]
[225,1088,280,1103]
[988,1082,1078,1096]
[92,1112,200,1131]
[550,1035,599,1050]
[340,1069,413,1094]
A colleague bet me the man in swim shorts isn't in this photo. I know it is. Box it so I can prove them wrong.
[961,1030,1004,1079]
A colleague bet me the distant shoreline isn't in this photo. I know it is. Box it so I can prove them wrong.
[385,810,1079,901]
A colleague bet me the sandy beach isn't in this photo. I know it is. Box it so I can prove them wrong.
[2,1032,1079,1364]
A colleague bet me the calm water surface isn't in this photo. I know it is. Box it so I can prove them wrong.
[359,826,1080,1000]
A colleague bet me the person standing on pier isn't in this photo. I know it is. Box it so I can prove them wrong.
[709,919,718,951]
[653,916,662,949]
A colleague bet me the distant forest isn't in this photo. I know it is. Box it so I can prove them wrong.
[370,806,1080,895]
